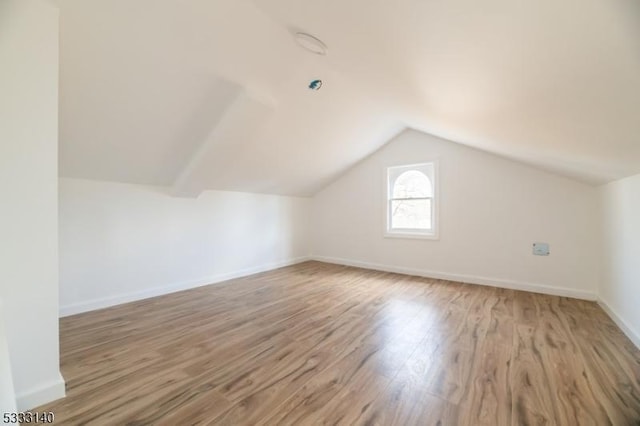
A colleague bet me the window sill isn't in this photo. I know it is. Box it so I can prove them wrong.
[384,231,439,240]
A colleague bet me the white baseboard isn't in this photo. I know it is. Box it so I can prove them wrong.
[597,298,640,350]
[15,372,65,411]
[59,256,311,317]
[312,255,597,301]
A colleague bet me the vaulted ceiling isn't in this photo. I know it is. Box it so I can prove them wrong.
[54,0,640,196]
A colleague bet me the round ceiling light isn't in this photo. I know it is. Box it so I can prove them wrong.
[294,32,327,55]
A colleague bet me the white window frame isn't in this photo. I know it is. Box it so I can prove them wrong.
[384,161,439,240]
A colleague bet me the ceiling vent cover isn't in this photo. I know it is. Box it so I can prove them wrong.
[294,32,327,55]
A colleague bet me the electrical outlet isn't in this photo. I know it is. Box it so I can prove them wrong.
[533,242,550,256]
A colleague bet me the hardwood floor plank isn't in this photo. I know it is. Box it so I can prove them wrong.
[577,334,640,424]
[511,324,558,425]
[458,303,513,426]
[513,291,540,326]
[216,342,327,402]
[36,261,640,425]
[492,287,515,317]
[257,343,388,425]
[458,342,512,426]
[353,375,460,426]
[154,388,231,426]
[210,347,335,424]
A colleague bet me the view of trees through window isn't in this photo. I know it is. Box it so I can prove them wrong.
[388,166,434,232]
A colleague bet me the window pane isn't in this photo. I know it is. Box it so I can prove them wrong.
[392,170,432,198]
[391,199,431,230]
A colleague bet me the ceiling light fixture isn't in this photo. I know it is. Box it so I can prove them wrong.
[294,32,327,55]
[309,79,322,90]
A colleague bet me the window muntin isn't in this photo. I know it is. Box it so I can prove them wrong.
[386,163,437,237]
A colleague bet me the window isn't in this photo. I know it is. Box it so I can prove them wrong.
[386,162,437,238]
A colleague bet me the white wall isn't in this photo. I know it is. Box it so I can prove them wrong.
[0,301,16,414]
[0,0,65,410]
[59,178,310,316]
[599,173,640,348]
[312,130,600,299]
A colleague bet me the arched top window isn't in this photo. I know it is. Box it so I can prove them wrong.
[386,162,438,238]
[392,170,433,199]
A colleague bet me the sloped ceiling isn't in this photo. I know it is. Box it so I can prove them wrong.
[55,0,640,196]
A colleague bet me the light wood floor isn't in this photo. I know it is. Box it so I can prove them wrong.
[39,261,640,425]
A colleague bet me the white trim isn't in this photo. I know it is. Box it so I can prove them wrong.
[59,256,311,317]
[597,298,640,350]
[384,232,439,240]
[384,161,440,240]
[15,372,65,411]
[312,255,597,301]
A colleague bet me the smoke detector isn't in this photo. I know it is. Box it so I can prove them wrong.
[294,32,327,55]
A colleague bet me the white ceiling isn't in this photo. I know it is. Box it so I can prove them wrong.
[55,0,640,196]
